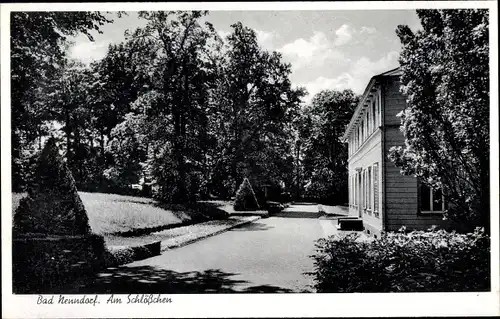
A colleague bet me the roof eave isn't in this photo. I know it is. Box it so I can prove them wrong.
[341,67,402,142]
[341,76,378,142]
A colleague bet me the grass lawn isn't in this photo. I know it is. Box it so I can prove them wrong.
[12,192,219,236]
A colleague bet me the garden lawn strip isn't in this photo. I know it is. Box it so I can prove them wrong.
[160,216,260,250]
[12,192,231,236]
[105,216,260,252]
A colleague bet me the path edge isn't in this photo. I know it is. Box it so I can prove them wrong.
[161,216,261,251]
[105,216,262,266]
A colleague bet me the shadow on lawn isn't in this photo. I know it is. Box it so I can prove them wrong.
[114,201,230,238]
[50,266,295,294]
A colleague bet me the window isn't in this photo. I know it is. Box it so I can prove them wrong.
[368,166,372,213]
[359,119,365,145]
[367,108,371,134]
[363,169,368,211]
[349,175,352,206]
[373,163,379,216]
[366,112,369,135]
[357,126,361,149]
[353,175,356,206]
[364,114,367,139]
[361,171,364,210]
[377,90,382,127]
[357,127,360,148]
[352,175,354,206]
[419,182,446,213]
[354,174,357,206]
[372,99,376,130]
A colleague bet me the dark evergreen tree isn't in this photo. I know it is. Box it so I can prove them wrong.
[13,138,92,236]
[233,178,260,211]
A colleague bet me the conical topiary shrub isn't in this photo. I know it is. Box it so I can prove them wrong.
[233,178,260,211]
[13,137,92,236]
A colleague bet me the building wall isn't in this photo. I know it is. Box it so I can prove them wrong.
[382,78,450,231]
[348,127,383,237]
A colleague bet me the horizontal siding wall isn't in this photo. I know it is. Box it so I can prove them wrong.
[383,85,449,231]
[384,78,406,126]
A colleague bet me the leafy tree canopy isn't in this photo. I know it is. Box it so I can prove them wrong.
[389,9,489,230]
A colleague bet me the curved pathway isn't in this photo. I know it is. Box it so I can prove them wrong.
[61,203,342,293]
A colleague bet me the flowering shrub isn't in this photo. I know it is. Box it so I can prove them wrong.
[308,227,490,292]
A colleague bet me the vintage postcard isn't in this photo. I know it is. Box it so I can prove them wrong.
[1,1,499,318]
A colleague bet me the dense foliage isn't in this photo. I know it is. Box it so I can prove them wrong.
[207,22,305,200]
[233,178,260,211]
[297,90,358,204]
[11,11,115,192]
[309,227,490,292]
[11,11,306,203]
[388,9,490,231]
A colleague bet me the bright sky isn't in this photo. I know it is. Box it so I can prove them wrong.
[69,10,422,103]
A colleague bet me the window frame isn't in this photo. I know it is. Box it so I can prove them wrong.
[372,99,377,130]
[418,181,446,215]
[373,162,379,217]
[367,166,372,214]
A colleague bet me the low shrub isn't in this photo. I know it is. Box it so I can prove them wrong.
[233,178,260,211]
[308,227,490,292]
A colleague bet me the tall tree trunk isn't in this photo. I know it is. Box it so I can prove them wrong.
[171,65,189,203]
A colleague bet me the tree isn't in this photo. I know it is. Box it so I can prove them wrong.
[388,9,489,231]
[90,40,157,192]
[13,138,91,236]
[117,11,218,203]
[300,90,358,204]
[11,11,115,191]
[208,22,305,199]
[233,178,260,211]
[104,112,149,192]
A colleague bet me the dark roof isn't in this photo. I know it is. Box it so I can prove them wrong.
[375,67,402,77]
[340,66,402,142]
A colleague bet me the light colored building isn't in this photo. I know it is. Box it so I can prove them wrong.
[341,67,449,237]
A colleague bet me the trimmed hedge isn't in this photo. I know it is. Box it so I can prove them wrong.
[308,227,490,292]
[104,241,161,267]
[233,178,260,211]
[13,234,106,294]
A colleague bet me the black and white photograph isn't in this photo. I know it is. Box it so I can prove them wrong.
[1,1,499,318]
